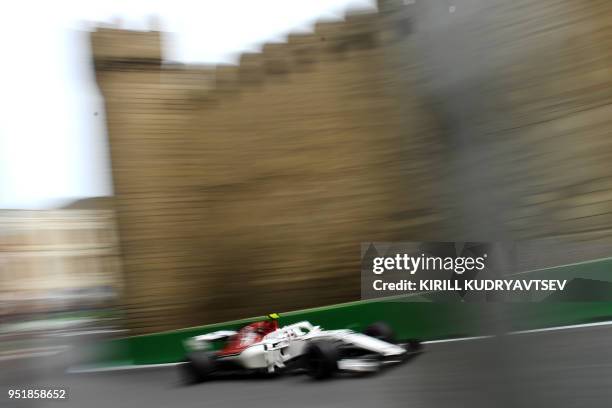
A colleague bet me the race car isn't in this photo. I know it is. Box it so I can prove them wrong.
[180,314,422,382]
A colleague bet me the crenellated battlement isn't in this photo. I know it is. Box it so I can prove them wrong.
[91,27,162,68]
[90,5,408,99]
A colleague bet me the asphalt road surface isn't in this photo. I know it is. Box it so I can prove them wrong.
[2,323,612,408]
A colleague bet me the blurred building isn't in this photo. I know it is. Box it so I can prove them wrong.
[92,0,611,333]
[0,198,123,318]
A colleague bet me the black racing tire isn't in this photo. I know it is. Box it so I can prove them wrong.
[407,339,423,352]
[305,340,340,380]
[363,322,395,344]
[182,351,216,384]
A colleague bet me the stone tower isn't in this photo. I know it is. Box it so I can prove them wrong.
[91,8,440,333]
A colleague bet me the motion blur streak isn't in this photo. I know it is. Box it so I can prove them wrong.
[1,0,612,406]
[4,324,610,408]
[88,0,612,334]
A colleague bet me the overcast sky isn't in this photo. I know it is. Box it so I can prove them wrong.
[0,0,374,209]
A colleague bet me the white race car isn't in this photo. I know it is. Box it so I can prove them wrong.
[181,314,422,381]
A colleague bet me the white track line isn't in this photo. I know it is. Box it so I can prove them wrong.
[424,320,612,344]
[66,319,612,373]
[509,320,612,335]
[67,362,186,374]
[423,335,493,344]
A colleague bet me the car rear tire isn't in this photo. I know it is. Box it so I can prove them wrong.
[182,351,216,383]
[305,340,340,380]
[363,322,395,344]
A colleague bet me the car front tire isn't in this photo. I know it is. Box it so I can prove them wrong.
[406,339,423,352]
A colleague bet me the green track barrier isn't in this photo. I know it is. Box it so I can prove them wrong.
[85,258,612,367]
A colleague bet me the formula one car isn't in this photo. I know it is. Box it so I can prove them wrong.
[181,314,422,382]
